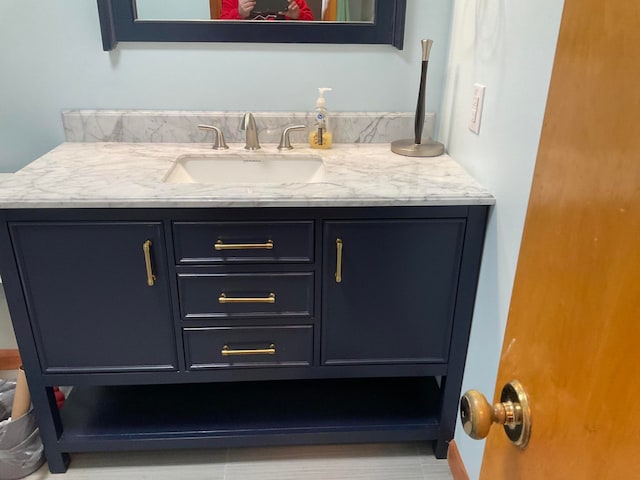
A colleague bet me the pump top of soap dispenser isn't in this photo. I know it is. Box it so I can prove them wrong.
[316,87,332,107]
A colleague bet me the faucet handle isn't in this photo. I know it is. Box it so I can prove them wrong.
[278,125,307,150]
[197,124,229,150]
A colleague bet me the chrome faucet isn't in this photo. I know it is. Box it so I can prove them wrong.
[241,112,261,150]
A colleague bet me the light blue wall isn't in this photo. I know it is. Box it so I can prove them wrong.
[439,1,565,478]
[0,0,453,173]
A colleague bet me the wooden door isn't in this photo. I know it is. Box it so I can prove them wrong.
[480,0,640,478]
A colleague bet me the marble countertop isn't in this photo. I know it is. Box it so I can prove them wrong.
[0,143,494,208]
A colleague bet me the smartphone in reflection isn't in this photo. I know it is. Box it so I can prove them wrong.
[253,0,290,14]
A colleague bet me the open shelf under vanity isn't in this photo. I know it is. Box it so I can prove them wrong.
[57,377,443,451]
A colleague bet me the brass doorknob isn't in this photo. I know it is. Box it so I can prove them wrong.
[460,380,531,448]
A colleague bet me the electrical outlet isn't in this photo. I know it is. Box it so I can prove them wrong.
[469,83,486,134]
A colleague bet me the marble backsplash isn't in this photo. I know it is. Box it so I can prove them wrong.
[62,110,436,144]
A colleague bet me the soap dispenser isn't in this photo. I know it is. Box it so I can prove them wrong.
[309,87,333,149]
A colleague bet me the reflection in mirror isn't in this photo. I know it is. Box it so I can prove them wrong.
[134,0,375,23]
[135,1,210,20]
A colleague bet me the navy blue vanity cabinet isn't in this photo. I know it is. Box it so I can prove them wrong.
[322,219,465,366]
[8,222,177,373]
[0,206,489,473]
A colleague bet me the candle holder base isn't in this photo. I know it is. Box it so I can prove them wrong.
[391,138,445,157]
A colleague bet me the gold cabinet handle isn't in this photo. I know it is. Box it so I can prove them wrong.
[335,238,343,283]
[221,344,276,356]
[218,293,276,304]
[214,240,274,250]
[142,240,156,287]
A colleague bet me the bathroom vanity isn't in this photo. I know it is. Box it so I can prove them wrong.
[0,142,493,473]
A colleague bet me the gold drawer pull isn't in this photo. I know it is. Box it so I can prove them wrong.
[142,240,156,287]
[221,344,276,356]
[335,238,343,283]
[218,293,276,304]
[214,240,274,250]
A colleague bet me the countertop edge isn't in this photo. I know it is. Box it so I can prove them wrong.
[0,143,496,209]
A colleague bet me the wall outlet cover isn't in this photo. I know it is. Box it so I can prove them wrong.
[469,84,486,135]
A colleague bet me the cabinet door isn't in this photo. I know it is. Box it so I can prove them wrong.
[10,222,177,373]
[322,219,465,365]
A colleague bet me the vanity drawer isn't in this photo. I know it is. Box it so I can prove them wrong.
[173,221,314,264]
[178,272,314,319]
[184,325,313,369]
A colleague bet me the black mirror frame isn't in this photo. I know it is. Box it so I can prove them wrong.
[97,0,406,51]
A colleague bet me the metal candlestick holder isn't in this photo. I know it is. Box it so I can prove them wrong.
[391,39,445,157]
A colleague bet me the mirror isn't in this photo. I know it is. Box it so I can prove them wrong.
[134,0,375,23]
[97,0,406,50]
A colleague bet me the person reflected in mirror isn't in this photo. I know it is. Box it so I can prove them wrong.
[220,0,314,20]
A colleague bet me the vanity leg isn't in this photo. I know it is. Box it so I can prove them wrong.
[435,375,458,459]
[45,450,71,474]
[434,438,449,460]
[27,382,71,473]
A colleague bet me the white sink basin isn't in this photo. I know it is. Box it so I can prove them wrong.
[163,153,326,184]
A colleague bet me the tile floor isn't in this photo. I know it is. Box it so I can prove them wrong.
[27,443,453,480]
